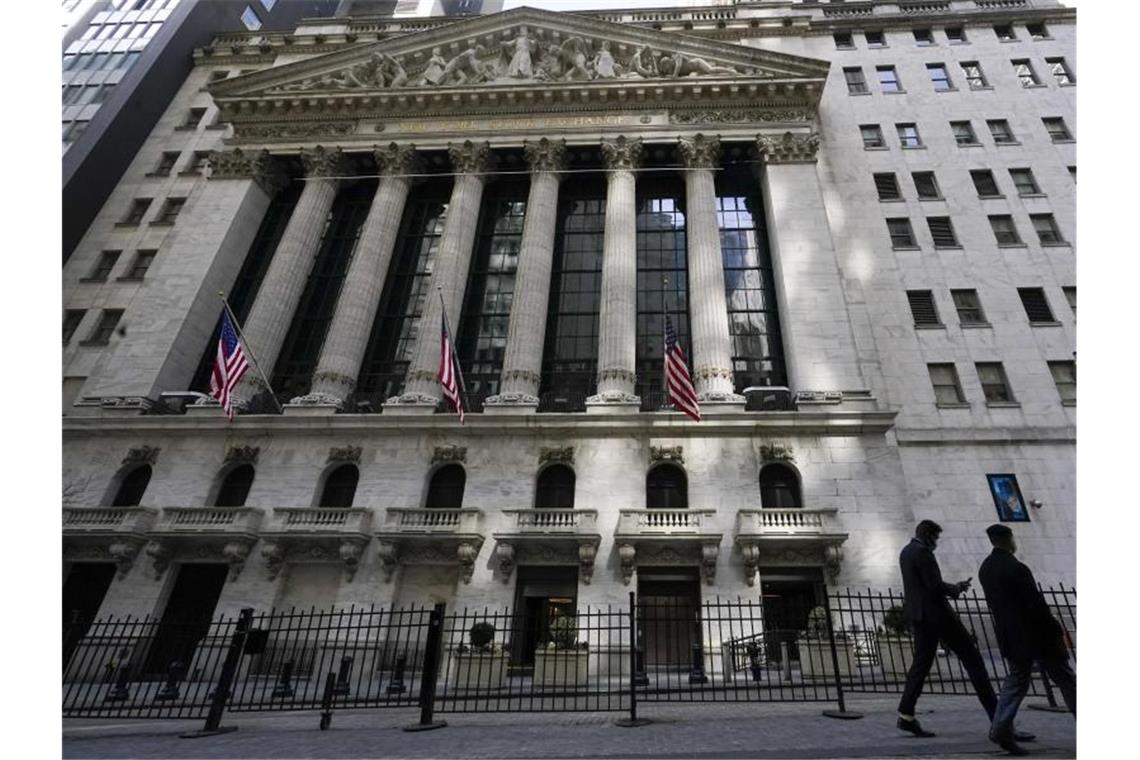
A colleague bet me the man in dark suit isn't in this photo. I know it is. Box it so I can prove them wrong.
[980,524,1075,755]
[896,520,1004,739]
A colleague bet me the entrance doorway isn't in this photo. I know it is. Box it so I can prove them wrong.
[62,562,116,668]
[509,566,578,672]
[143,563,228,676]
[759,568,824,664]
[638,568,701,669]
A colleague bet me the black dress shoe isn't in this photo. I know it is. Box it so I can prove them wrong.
[990,732,1030,756]
[1014,730,1036,742]
[897,717,936,737]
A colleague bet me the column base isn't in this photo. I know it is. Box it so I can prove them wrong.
[283,403,338,416]
[382,393,440,415]
[586,391,640,415]
[483,393,539,415]
[696,398,746,415]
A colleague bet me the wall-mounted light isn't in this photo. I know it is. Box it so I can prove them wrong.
[1029,499,1043,509]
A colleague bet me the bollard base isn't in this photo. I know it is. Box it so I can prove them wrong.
[403,720,447,732]
[180,726,238,739]
[822,709,864,720]
[1027,703,1070,713]
[614,717,652,727]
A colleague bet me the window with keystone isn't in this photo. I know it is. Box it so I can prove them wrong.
[214,464,255,507]
[426,464,466,509]
[320,464,359,508]
[760,464,801,509]
[647,464,687,510]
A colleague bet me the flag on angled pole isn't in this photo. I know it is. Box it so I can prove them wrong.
[209,309,250,420]
[664,314,701,422]
[437,294,466,424]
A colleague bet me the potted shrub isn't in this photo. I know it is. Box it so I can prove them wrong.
[453,621,508,689]
[533,612,589,687]
[796,606,855,679]
[876,605,913,679]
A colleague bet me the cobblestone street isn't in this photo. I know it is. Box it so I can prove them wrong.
[63,695,1075,759]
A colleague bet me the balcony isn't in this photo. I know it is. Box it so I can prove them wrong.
[146,507,264,581]
[260,508,373,581]
[375,508,485,584]
[614,509,723,586]
[62,507,157,578]
[734,508,849,586]
[493,509,601,584]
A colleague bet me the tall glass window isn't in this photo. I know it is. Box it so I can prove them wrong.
[538,177,606,412]
[635,177,689,411]
[717,167,787,391]
[356,180,452,403]
[271,180,376,400]
[456,181,527,409]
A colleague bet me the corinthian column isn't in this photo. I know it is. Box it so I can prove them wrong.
[587,136,642,410]
[386,140,491,411]
[291,143,418,408]
[679,134,741,404]
[485,138,567,412]
[234,145,347,403]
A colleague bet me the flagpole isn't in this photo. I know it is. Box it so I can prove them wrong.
[437,289,469,398]
[661,275,671,410]
[216,292,283,413]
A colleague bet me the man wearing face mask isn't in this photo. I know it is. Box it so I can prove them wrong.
[895,520,1018,742]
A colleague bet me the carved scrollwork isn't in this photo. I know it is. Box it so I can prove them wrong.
[740,543,760,587]
[578,542,597,585]
[457,541,481,584]
[108,541,140,580]
[678,133,721,170]
[431,445,466,465]
[484,392,539,406]
[208,148,288,194]
[619,543,637,585]
[224,445,260,464]
[374,142,418,177]
[601,136,643,171]
[756,131,820,165]
[650,445,684,465]
[233,122,357,141]
[262,541,285,580]
[222,541,252,581]
[670,109,813,126]
[586,389,640,404]
[538,447,574,466]
[301,145,349,178]
[759,443,795,463]
[339,540,366,582]
[700,543,720,586]
[448,140,491,175]
[328,446,362,464]
[377,540,399,582]
[495,542,515,583]
[122,446,160,465]
[597,368,636,385]
[824,543,844,583]
[145,540,170,581]
[523,137,568,174]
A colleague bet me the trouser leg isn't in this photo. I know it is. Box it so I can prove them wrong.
[898,624,939,717]
[941,617,998,719]
[990,659,1033,740]
[1041,656,1076,716]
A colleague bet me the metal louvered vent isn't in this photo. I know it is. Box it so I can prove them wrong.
[1018,288,1055,323]
[907,290,941,326]
[874,173,901,200]
[928,217,958,247]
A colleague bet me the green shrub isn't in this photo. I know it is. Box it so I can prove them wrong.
[880,606,910,637]
[469,622,495,650]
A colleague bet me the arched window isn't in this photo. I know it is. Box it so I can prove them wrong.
[646,464,687,509]
[319,464,358,508]
[760,463,801,509]
[111,465,152,507]
[426,464,465,509]
[214,464,255,507]
[535,465,575,509]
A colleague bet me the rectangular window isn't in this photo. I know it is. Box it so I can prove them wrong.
[945,26,966,43]
[988,474,1030,522]
[914,28,934,46]
[874,173,902,201]
[860,124,886,149]
[927,63,953,91]
[1026,22,1049,40]
[1068,166,1076,182]
[150,151,179,176]
[181,150,211,175]
[1030,213,1066,244]
[1048,361,1076,404]
[951,289,987,325]
[120,198,151,225]
[989,215,1022,245]
[76,84,102,106]
[63,310,86,345]
[153,197,185,224]
[63,54,80,71]
[1005,168,1038,196]
[971,169,1002,197]
[180,107,206,130]
[62,85,83,106]
[1043,117,1073,142]
[1046,57,1074,85]
[83,309,124,346]
[887,218,917,248]
[927,217,959,248]
[994,24,1017,41]
[896,123,922,148]
[877,66,902,93]
[1062,286,1076,316]
[122,250,156,280]
[85,250,120,282]
[987,119,1017,144]
[1012,59,1040,87]
[928,363,966,405]
[912,172,941,200]
[1018,287,1055,323]
[844,67,868,94]
[834,32,854,49]
[977,362,1015,403]
[951,120,979,146]
[907,290,941,326]
[865,30,885,47]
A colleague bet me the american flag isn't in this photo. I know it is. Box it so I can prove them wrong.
[664,314,701,422]
[437,308,465,424]
[209,310,249,420]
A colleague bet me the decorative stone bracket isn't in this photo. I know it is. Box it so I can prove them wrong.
[328,446,362,464]
[432,445,467,465]
[262,541,286,581]
[740,543,760,587]
[339,539,367,582]
[650,445,683,465]
[260,538,368,581]
[222,541,253,581]
[123,446,160,465]
[578,542,598,585]
[224,445,260,464]
[824,543,843,584]
[700,542,720,586]
[145,540,170,581]
[495,541,515,583]
[377,540,399,582]
[619,543,637,585]
[457,540,481,584]
[758,443,794,464]
[538,446,574,466]
[108,540,143,580]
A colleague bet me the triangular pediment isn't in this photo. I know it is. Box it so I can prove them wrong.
[213,6,829,114]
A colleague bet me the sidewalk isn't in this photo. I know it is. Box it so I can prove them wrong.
[63,695,1075,759]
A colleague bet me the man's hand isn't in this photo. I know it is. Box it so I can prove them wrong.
[955,578,973,594]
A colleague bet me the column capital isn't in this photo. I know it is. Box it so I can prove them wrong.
[448,140,492,175]
[601,136,643,171]
[756,131,820,165]
[523,137,568,174]
[207,148,288,194]
[373,142,419,177]
[300,145,348,178]
[678,133,721,169]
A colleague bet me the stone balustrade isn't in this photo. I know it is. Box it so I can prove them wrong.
[734,508,839,537]
[381,508,484,534]
[263,507,372,534]
[616,508,718,536]
[62,507,157,534]
[151,506,264,535]
[503,509,598,534]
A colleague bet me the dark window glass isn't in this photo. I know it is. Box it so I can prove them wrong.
[1062,286,1076,316]
[319,464,358,508]
[1031,213,1065,244]
[977,362,1015,403]
[989,215,1022,244]
[181,108,206,129]
[154,197,185,224]
[152,152,179,176]
[1043,117,1073,142]
[834,32,854,49]
[951,289,987,324]
[1027,22,1049,40]
[913,28,934,46]
[1009,168,1041,196]
[1018,287,1055,323]
[928,363,965,404]
[971,170,1001,197]
[988,119,1017,144]
[87,250,120,282]
[994,24,1016,41]
[1048,361,1076,403]
[860,124,885,149]
[111,465,152,507]
[123,250,156,280]
[928,217,959,247]
[183,151,210,175]
[874,173,902,200]
[647,464,687,509]
[844,67,868,94]
[426,464,466,508]
[63,309,86,345]
[84,309,123,345]
[896,123,921,148]
[760,464,801,509]
[913,172,940,199]
[535,465,575,509]
[907,290,941,326]
[121,198,151,225]
[946,27,966,43]
[951,121,979,145]
[214,464,255,506]
[887,218,916,248]
[865,30,885,47]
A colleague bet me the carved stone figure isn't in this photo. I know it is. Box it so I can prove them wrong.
[378,53,408,88]
[558,36,593,81]
[535,42,563,81]
[501,27,536,79]
[658,53,740,78]
[592,41,620,79]
[422,46,447,85]
[440,43,489,85]
[629,44,658,79]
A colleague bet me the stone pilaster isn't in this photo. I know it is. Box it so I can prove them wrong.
[386,141,491,411]
[678,134,741,404]
[291,144,418,408]
[588,136,642,410]
[234,146,347,404]
[485,138,567,412]
[756,132,869,402]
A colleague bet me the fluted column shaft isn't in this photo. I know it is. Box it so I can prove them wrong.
[590,137,643,403]
[297,144,418,406]
[236,146,346,400]
[391,141,491,405]
[488,139,567,406]
[679,134,740,401]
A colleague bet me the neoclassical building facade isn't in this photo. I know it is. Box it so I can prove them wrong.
[62,1,1076,640]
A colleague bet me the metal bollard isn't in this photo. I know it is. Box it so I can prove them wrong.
[271,659,295,699]
[387,654,407,695]
[688,643,708,685]
[332,656,353,697]
[153,660,186,702]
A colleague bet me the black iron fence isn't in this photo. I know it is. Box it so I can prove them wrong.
[63,586,1075,729]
